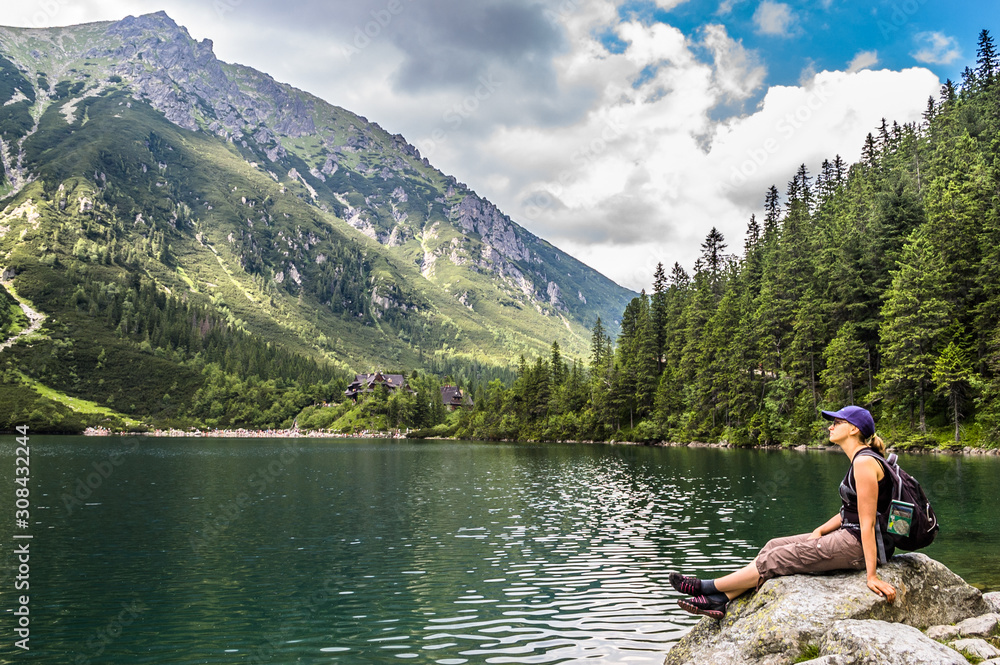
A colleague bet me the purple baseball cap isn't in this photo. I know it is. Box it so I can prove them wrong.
[821,405,875,439]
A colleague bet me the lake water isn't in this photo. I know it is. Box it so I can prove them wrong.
[2,436,998,664]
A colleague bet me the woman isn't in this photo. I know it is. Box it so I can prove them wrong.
[671,405,897,619]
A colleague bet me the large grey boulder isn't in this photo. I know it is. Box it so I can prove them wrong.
[985,592,1000,614]
[925,624,960,640]
[951,638,1000,660]
[957,612,1000,638]
[664,553,988,665]
[815,620,968,664]
[925,612,1000,641]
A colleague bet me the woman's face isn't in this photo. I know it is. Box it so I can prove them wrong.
[828,418,854,444]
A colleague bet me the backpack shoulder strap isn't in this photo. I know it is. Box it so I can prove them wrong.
[848,448,901,501]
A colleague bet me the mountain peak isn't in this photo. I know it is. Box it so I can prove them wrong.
[0,13,634,392]
[115,11,180,31]
[107,11,199,52]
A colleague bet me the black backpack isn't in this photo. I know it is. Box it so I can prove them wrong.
[851,449,940,551]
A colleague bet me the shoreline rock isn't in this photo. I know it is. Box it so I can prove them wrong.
[77,428,1000,455]
[83,426,408,438]
[664,553,993,665]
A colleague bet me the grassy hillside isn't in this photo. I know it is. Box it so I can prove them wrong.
[0,15,635,431]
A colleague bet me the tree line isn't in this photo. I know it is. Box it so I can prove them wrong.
[449,30,1000,448]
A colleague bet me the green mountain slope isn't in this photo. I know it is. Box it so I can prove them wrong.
[0,12,635,431]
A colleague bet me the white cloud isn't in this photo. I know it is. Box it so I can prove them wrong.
[798,60,818,85]
[462,11,940,290]
[716,0,742,15]
[707,68,940,208]
[911,32,962,65]
[753,1,796,37]
[653,0,692,9]
[702,24,767,101]
[11,0,946,293]
[847,50,879,73]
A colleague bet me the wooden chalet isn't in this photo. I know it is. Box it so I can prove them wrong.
[441,385,473,410]
[344,372,413,401]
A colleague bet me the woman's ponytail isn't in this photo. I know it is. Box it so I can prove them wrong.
[866,433,886,456]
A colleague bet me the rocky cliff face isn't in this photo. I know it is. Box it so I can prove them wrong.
[96,12,294,157]
[0,10,636,389]
[2,10,627,325]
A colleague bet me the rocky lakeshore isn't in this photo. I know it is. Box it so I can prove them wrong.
[80,427,1000,455]
[83,426,409,438]
[664,553,1000,665]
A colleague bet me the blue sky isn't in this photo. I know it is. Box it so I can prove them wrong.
[617,0,990,86]
[11,0,1000,290]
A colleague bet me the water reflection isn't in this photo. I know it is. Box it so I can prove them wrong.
[1,437,996,664]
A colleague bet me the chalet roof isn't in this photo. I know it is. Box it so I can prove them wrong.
[441,385,473,407]
[348,372,406,388]
[345,372,412,397]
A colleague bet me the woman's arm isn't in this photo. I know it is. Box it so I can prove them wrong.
[854,456,897,602]
[808,513,842,539]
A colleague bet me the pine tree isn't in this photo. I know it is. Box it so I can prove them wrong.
[588,318,614,435]
[877,232,951,433]
[590,318,608,373]
[651,262,669,374]
[932,339,976,443]
[923,131,991,335]
[549,341,567,416]
[550,341,566,389]
[862,133,878,168]
[763,185,781,240]
[680,263,720,437]
[629,295,659,419]
[708,264,758,437]
[528,356,551,423]
[653,263,691,435]
[700,227,728,292]
[976,29,997,85]
[789,287,826,411]
[940,79,957,105]
[821,322,866,405]
[922,96,937,129]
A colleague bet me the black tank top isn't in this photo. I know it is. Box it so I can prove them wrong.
[839,448,895,561]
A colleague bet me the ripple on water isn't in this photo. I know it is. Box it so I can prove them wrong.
[18,439,772,664]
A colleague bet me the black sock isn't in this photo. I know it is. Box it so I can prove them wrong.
[701,579,719,595]
[705,591,729,604]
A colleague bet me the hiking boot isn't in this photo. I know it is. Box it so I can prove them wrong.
[668,572,702,596]
[677,595,728,620]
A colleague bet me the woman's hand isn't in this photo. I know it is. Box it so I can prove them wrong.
[866,575,896,602]
[807,528,823,540]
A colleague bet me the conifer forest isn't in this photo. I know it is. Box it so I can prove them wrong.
[448,30,1000,448]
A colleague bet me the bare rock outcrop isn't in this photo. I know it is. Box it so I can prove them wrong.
[664,553,990,665]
